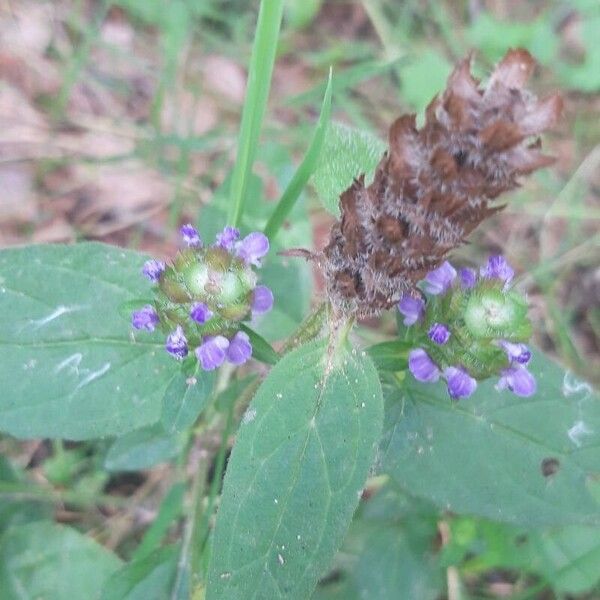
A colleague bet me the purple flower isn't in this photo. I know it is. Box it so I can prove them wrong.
[408,349,440,383]
[132,305,159,331]
[215,226,240,251]
[398,295,425,326]
[166,325,188,360]
[190,302,213,324]
[499,340,531,365]
[196,335,229,371]
[142,259,165,283]
[236,232,269,267]
[497,365,536,397]
[251,285,274,314]
[428,323,451,345]
[459,267,476,289]
[445,366,477,400]
[180,224,202,248]
[226,331,253,365]
[481,255,514,285]
[424,261,457,295]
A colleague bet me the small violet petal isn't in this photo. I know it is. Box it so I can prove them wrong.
[132,305,159,331]
[251,285,274,314]
[142,259,165,283]
[215,226,240,251]
[497,366,536,397]
[424,261,457,295]
[459,267,477,289]
[481,255,514,284]
[190,302,213,324]
[166,325,188,360]
[428,322,451,345]
[408,348,440,383]
[499,340,531,365]
[445,366,477,400]
[196,335,229,371]
[236,232,269,266]
[180,224,202,248]
[226,331,252,365]
[397,295,425,326]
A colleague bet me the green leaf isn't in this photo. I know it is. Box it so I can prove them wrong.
[132,484,185,563]
[206,339,384,600]
[0,521,122,600]
[284,0,323,29]
[381,350,600,525]
[0,242,178,440]
[366,339,411,372]
[240,324,279,365]
[101,544,179,600]
[312,122,386,215]
[399,49,452,111]
[264,70,333,240]
[161,366,215,434]
[104,424,183,472]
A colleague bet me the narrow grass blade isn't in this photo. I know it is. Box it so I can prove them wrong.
[263,70,333,240]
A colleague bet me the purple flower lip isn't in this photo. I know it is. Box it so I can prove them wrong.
[459,267,476,289]
[444,366,477,400]
[497,365,536,397]
[180,224,202,248]
[196,335,229,371]
[142,259,165,283]
[481,255,514,285]
[166,325,188,360]
[428,323,451,345]
[408,348,440,383]
[251,285,274,314]
[424,261,457,295]
[226,331,253,365]
[132,305,159,331]
[499,340,531,365]
[215,226,240,251]
[236,232,269,267]
[190,302,213,324]
[398,295,425,326]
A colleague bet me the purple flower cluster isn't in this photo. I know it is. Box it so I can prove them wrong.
[132,224,273,372]
[399,256,536,400]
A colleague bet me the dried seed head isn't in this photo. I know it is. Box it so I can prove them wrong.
[322,49,562,317]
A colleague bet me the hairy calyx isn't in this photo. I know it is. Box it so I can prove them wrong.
[322,49,562,317]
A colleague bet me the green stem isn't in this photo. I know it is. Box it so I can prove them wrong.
[227,0,284,228]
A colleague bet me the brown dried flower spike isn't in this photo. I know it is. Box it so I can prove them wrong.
[322,49,562,317]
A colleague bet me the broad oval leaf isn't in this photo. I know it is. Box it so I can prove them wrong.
[381,350,600,525]
[206,339,383,600]
[0,521,122,600]
[0,243,178,440]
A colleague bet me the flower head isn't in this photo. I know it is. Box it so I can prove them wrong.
[142,260,165,283]
[481,255,514,285]
[445,366,477,400]
[190,302,213,325]
[215,226,240,251]
[497,365,536,397]
[428,323,451,345]
[251,285,274,314]
[424,261,457,295]
[459,267,476,289]
[166,326,188,360]
[398,295,425,326]
[196,336,229,370]
[236,232,269,267]
[226,331,252,365]
[408,349,440,383]
[132,305,159,331]
[180,224,202,248]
